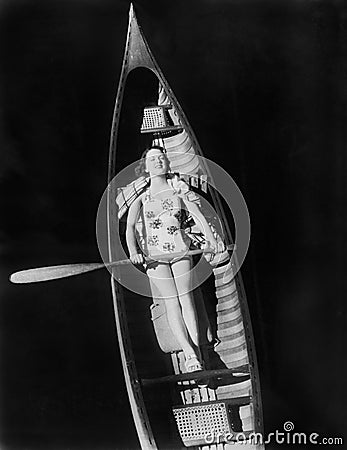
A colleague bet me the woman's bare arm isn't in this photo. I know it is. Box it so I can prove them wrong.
[126,195,144,264]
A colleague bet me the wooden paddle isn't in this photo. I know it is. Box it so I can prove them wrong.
[9,245,234,284]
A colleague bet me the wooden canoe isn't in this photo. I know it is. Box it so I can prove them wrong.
[106,5,264,449]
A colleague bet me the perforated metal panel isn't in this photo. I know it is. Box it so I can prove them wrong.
[140,106,182,133]
[172,402,232,447]
[141,107,167,131]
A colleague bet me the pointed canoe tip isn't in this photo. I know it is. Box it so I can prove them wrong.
[128,3,140,32]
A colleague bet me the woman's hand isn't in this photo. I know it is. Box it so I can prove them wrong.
[130,253,144,265]
[204,239,226,261]
[216,240,226,253]
[207,238,225,253]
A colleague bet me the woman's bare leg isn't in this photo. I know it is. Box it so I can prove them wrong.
[147,262,196,356]
[171,258,200,349]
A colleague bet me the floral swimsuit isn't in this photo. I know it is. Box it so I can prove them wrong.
[140,188,190,258]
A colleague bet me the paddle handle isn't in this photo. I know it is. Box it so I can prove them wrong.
[10,245,234,284]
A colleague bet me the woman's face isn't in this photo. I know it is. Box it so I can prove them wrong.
[145,149,168,175]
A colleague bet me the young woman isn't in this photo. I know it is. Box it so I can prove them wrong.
[126,145,224,372]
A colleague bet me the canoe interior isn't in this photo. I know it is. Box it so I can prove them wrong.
[116,69,159,170]
[109,67,263,449]
[107,8,264,448]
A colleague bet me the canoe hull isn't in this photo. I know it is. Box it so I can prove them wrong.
[107,5,264,449]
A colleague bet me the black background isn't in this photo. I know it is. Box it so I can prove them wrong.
[1,0,346,449]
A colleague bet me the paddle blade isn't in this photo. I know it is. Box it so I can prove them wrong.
[9,263,105,284]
